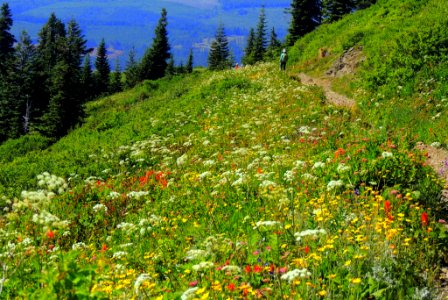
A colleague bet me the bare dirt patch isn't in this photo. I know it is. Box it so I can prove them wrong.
[297,73,356,108]
[326,46,366,77]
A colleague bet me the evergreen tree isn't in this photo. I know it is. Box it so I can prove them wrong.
[287,0,322,46]
[354,0,376,9]
[186,49,193,73]
[94,38,110,96]
[37,13,66,72]
[110,57,122,93]
[81,54,93,101]
[0,3,15,75]
[242,28,255,66]
[322,0,353,23]
[165,56,175,77]
[208,24,232,70]
[11,31,39,135]
[125,46,139,88]
[253,7,268,62]
[140,8,171,80]
[64,19,88,129]
[269,27,281,50]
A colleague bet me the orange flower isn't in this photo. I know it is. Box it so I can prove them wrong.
[46,230,55,239]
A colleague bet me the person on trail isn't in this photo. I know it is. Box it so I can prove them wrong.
[280,48,288,71]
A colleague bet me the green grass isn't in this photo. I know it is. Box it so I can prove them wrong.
[0,0,447,298]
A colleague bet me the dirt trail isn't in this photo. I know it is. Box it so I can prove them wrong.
[297,73,356,108]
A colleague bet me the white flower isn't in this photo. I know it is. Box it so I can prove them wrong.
[327,180,344,191]
[295,229,327,241]
[253,220,281,230]
[199,171,212,180]
[108,191,121,199]
[185,249,208,261]
[312,162,325,169]
[93,203,108,213]
[337,164,351,173]
[381,151,393,158]
[259,180,277,188]
[302,173,317,181]
[221,265,242,273]
[281,269,311,282]
[181,287,199,300]
[72,242,87,250]
[298,126,311,134]
[430,142,441,148]
[126,191,150,199]
[283,170,295,183]
[112,251,128,259]
[134,273,152,295]
[177,154,188,166]
[192,261,214,271]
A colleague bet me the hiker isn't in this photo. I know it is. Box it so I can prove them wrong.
[280,48,288,71]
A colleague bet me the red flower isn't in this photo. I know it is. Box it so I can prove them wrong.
[384,200,391,213]
[253,265,263,273]
[189,280,198,287]
[101,244,107,252]
[245,265,251,273]
[46,230,55,239]
[421,212,429,226]
[334,148,345,159]
[304,245,310,254]
[227,283,235,291]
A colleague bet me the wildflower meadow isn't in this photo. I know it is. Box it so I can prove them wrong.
[0,62,447,299]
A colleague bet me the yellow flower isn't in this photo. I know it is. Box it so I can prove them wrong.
[344,260,351,267]
[328,274,336,279]
[196,287,206,294]
[318,290,327,296]
[351,278,362,284]
[284,224,292,230]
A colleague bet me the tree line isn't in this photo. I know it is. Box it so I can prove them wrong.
[207,0,376,70]
[0,4,190,142]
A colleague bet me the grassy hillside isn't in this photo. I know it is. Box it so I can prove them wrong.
[0,0,447,298]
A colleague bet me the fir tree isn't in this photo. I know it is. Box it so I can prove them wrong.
[208,24,232,70]
[242,28,255,66]
[125,46,139,88]
[81,54,93,101]
[165,56,175,77]
[268,27,281,51]
[186,49,193,73]
[110,57,122,93]
[94,38,110,96]
[140,8,171,80]
[37,13,66,72]
[253,7,268,63]
[322,0,353,23]
[287,0,322,46]
[0,3,15,75]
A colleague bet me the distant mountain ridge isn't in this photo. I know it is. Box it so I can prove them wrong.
[7,0,291,66]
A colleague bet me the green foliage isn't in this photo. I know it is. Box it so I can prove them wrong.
[286,0,321,46]
[139,8,171,81]
[94,38,110,96]
[208,24,232,70]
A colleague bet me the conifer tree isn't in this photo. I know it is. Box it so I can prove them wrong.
[81,54,93,101]
[253,7,267,62]
[186,49,193,73]
[322,0,353,23]
[11,31,39,135]
[242,28,255,66]
[165,56,175,77]
[287,0,322,46]
[37,13,66,72]
[0,3,15,75]
[140,8,171,80]
[354,0,376,9]
[125,46,139,88]
[208,24,232,70]
[110,57,122,93]
[94,38,110,96]
[268,27,281,51]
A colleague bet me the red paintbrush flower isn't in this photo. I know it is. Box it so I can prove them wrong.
[421,212,429,226]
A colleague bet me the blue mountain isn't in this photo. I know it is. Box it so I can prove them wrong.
[7,0,291,66]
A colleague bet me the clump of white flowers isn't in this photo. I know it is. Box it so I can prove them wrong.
[381,152,393,158]
[36,172,68,194]
[327,180,344,191]
[93,203,108,213]
[181,287,199,300]
[253,220,281,230]
[192,261,214,271]
[185,249,209,261]
[295,229,327,241]
[281,269,311,282]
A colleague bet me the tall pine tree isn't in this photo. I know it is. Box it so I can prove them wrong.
[208,24,232,70]
[242,28,255,66]
[253,7,268,63]
[287,0,322,46]
[322,0,353,23]
[140,8,171,81]
[186,49,193,73]
[0,3,15,75]
[81,54,93,101]
[94,38,110,96]
[125,46,139,88]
